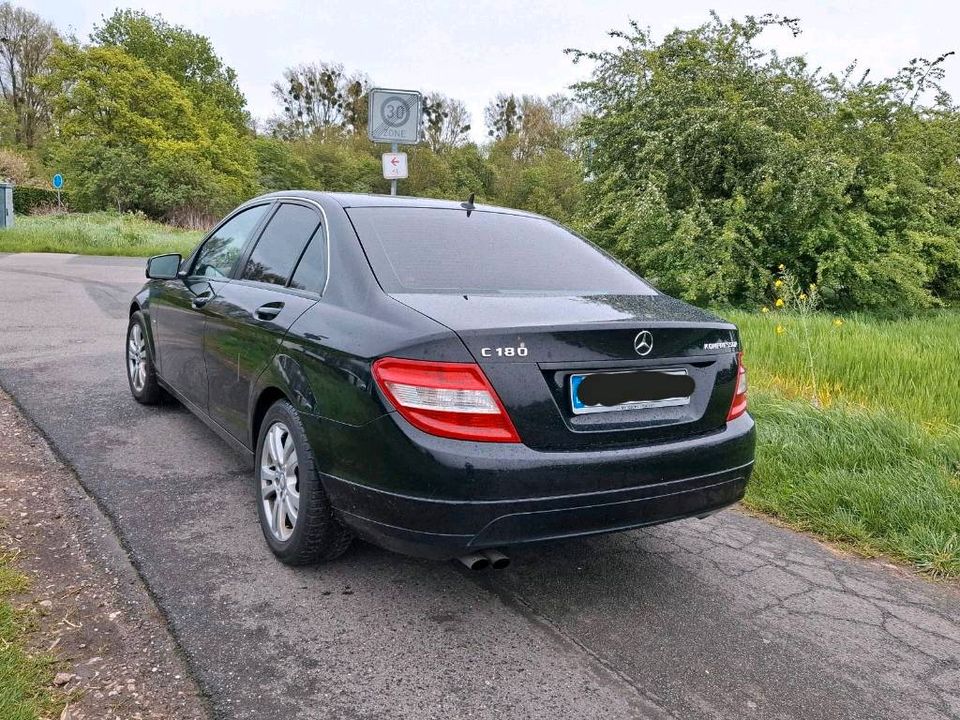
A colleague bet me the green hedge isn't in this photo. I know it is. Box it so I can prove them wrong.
[12,186,69,214]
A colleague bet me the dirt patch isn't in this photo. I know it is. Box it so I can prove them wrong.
[0,389,209,720]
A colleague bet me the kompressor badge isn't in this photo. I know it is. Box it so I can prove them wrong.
[703,340,738,350]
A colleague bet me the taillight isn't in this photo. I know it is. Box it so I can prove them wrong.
[371,358,521,443]
[727,352,748,421]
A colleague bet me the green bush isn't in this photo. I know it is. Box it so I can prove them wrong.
[12,186,68,214]
[570,14,960,313]
[41,44,257,221]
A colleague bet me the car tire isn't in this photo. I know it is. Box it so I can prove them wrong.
[255,400,353,565]
[126,311,163,405]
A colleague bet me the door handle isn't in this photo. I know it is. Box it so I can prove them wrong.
[191,291,214,309]
[254,302,284,320]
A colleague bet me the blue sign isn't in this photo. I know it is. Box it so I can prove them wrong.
[52,174,63,189]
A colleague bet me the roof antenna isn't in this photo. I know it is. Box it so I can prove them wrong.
[461,192,475,217]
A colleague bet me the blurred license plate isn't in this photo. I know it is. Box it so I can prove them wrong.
[570,369,693,415]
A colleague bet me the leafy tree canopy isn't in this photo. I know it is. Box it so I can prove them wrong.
[41,43,256,219]
[91,9,248,131]
[20,5,958,314]
[569,13,960,312]
[422,92,471,151]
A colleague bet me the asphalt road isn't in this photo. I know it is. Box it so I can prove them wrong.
[1,252,958,720]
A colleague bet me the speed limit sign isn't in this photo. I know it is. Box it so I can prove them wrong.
[367,88,421,144]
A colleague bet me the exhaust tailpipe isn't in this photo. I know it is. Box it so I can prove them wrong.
[457,553,490,571]
[482,549,510,569]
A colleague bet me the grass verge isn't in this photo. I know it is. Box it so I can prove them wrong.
[723,310,960,578]
[0,212,202,257]
[746,391,960,577]
[0,552,59,719]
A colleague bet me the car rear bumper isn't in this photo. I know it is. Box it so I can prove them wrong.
[303,412,755,559]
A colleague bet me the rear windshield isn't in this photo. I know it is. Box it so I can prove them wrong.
[346,207,654,295]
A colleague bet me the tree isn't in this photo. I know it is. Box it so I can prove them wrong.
[251,137,315,191]
[0,145,32,182]
[0,2,58,147]
[41,43,256,219]
[484,93,522,139]
[271,62,368,139]
[0,97,17,145]
[487,137,583,222]
[482,91,584,218]
[515,94,580,158]
[91,9,248,131]
[485,92,580,159]
[568,13,960,311]
[295,135,381,193]
[421,92,471,151]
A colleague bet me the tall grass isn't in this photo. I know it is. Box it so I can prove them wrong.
[730,310,960,430]
[722,309,960,577]
[0,212,202,257]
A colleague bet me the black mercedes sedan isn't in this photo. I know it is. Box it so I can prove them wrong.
[126,192,755,568]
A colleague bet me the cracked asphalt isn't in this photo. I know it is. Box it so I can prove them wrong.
[0,252,958,719]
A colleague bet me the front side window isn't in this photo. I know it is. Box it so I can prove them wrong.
[192,205,269,279]
[242,204,321,287]
[346,207,654,295]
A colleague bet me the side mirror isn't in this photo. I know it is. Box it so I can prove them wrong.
[146,253,182,280]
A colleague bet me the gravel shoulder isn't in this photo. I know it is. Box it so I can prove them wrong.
[0,388,209,720]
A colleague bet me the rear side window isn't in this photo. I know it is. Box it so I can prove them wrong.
[289,227,327,293]
[242,203,320,286]
[193,204,269,279]
[346,207,653,295]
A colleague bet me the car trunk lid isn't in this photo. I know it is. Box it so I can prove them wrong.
[392,293,741,451]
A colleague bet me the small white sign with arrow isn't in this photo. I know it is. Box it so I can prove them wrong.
[382,152,408,180]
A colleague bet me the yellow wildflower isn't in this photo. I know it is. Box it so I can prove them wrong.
[833,318,844,327]
[775,324,785,335]
[774,279,783,288]
[761,306,769,313]
[809,283,817,291]
[775,298,785,308]
[778,263,786,271]
[799,293,807,301]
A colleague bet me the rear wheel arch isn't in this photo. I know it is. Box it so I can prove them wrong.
[250,353,320,450]
[251,386,289,450]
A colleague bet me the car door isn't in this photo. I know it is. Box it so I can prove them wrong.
[202,201,326,443]
[150,203,272,410]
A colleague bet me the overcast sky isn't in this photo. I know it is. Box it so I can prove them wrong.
[24,0,960,141]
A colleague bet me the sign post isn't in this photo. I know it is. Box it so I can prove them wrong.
[52,173,63,211]
[390,142,398,196]
[368,88,421,195]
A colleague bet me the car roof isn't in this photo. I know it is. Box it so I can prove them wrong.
[255,190,541,218]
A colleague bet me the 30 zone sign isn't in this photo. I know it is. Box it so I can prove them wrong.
[368,88,422,145]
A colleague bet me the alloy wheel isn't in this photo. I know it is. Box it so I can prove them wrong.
[260,422,300,542]
[127,323,147,392]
